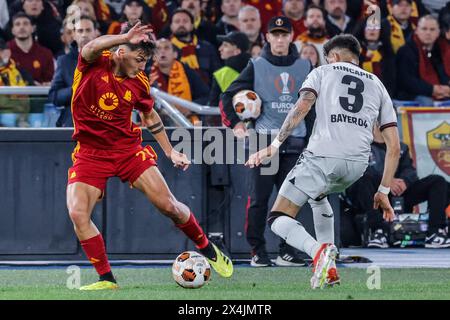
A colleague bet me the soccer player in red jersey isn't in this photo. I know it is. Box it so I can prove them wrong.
[66,22,233,290]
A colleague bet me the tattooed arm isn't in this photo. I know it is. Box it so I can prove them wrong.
[140,110,191,170]
[245,90,317,168]
[276,90,317,145]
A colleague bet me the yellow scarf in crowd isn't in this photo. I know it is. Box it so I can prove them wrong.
[149,60,200,124]
[361,48,383,76]
[296,32,328,44]
[387,0,420,25]
[167,60,192,102]
[0,59,26,86]
[387,15,416,53]
[171,35,200,71]
[150,60,192,101]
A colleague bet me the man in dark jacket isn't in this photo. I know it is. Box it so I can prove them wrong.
[221,16,313,267]
[215,0,241,36]
[168,8,222,87]
[396,15,450,104]
[15,0,63,56]
[48,15,97,127]
[345,123,450,248]
[323,0,356,38]
[208,31,251,107]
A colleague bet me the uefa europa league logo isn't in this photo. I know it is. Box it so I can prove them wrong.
[280,72,290,95]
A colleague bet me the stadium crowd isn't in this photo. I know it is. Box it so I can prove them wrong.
[0,0,448,252]
[0,0,448,127]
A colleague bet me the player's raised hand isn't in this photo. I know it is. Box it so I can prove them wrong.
[125,21,154,44]
[170,149,191,171]
[245,146,277,168]
[373,192,395,222]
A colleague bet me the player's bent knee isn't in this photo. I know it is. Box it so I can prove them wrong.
[267,211,294,229]
[68,209,90,227]
[268,212,302,239]
[157,196,181,218]
[308,198,333,217]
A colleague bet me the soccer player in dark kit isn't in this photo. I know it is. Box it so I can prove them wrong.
[66,22,233,290]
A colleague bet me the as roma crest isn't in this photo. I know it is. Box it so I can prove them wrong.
[427,121,450,175]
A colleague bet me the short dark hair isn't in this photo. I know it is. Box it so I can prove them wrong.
[323,34,361,58]
[12,12,33,25]
[306,4,325,18]
[120,22,156,57]
[170,8,195,25]
[76,15,98,30]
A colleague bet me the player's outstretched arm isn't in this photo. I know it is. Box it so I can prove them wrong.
[245,90,316,168]
[140,110,191,171]
[374,126,401,222]
[81,21,153,63]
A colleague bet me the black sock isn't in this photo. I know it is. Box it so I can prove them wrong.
[99,271,116,283]
[199,242,217,261]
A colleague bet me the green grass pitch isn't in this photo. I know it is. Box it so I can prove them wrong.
[0,267,449,300]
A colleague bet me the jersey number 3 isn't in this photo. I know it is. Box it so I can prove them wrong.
[339,75,364,113]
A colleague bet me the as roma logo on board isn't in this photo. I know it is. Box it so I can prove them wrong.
[427,121,450,175]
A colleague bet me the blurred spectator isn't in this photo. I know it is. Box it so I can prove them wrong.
[10,0,63,55]
[324,0,356,37]
[295,4,329,65]
[149,38,209,125]
[299,42,320,67]
[208,31,250,106]
[381,0,416,54]
[0,0,10,40]
[145,0,169,34]
[200,0,221,24]
[281,0,307,40]
[107,0,149,35]
[238,5,265,52]
[381,0,429,25]
[0,37,33,127]
[106,0,168,34]
[354,18,396,96]
[243,0,282,33]
[180,0,218,46]
[68,0,116,34]
[216,0,241,35]
[169,8,221,86]
[8,12,54,85]
[58,18,75,56]
[250,42,262,58]
[49,15,97,127]
[66,0,97,22]
[396,15,450,104]
[345,123,450,249]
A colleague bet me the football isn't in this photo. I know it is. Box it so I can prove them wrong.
[172,251,211,289]
[232,90,262,120]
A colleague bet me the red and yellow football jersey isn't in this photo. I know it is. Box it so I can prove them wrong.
[71,51,154,150]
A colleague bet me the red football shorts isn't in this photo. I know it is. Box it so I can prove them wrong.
[67,142,158,192]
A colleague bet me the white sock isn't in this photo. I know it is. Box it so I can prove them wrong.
[270,215,321,258]
[309,197,334,244]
